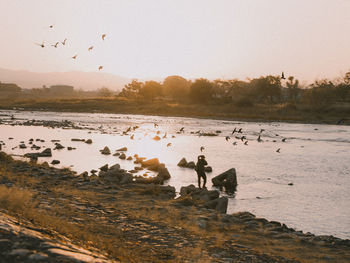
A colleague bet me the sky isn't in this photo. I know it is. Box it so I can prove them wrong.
[1,0,350,82]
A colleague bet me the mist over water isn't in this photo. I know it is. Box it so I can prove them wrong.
[1,110,349,239]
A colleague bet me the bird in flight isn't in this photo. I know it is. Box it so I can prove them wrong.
[162,132,167,139]
[225,136,230,141]
[231,128,237,135]
[276,148,281,153]
[238,128,243,133]
[98,66,103,71]
[51,42,59,48]
[35,42,45,48]
[61,38,67,45]
[88,46,94,51]
[200,146,205,152]
[281,72,286,80]
[102,34,106,40]
[72,54,78,59]
[167,143,172,147]
[180,127,185,132]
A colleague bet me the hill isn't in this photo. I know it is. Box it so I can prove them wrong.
[0,67,130,91]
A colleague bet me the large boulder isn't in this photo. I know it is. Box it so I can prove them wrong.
[177,158,187,167]
[212,168,237,193]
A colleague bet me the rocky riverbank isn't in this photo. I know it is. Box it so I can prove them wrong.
[0,152,349,262]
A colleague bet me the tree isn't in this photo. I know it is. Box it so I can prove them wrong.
[163,75,190,101]
[98,87,113,97]
[286,76,300,102]
[119,79,143,98]
[303,79,336,108]
[139,81,162,101]
[189,78,214,104]
[251,75,281,103]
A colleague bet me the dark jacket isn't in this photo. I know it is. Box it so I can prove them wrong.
[195,158,207,172]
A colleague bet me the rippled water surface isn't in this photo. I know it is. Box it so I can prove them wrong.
[0,110,349,239]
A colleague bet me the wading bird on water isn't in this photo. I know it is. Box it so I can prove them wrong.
[35,42,45,48]
[51,42,59,48]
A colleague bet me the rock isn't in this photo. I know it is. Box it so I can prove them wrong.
[9,248,31,256]
[134,166,143,171]
[177,157,188,167]
[109,164,121,171]
[40,148,52,157]
[113,152,120,156]
[119,153,126,159]
[99,164,109,172]
[158,167,171,180]
[204,166,212,172]
[204,196,228,213]
[212,168,237,193]
[288,182,294,186]
[51,160,60,165]
[180,184,197,196]
[116,147,127,151]
[54,143,65,150]
[79,171,89,180]
[71,138,85,142]
[152,135,161,141]
[100,146,111,155]
[24,148,52,158]
[126,156,133,160]
[28,253,49,261]
[85,139,93,144]
[186,161,196,169]
[67,146,75,151]
[142,158,160,168]
[120,174,133,184]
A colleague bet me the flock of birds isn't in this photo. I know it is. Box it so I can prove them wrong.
[118,122,287,155]
[35,25,106,71]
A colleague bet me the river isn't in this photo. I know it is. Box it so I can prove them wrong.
[0,110,349,239]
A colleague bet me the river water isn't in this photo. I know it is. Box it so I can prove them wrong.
[0,110,349,239]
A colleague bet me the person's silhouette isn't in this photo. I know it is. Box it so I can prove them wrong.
[195,155,208,188]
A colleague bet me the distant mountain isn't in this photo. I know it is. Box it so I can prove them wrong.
[0,68,130,91]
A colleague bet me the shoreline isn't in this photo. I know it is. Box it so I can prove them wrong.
[1,107,349,127]
[0,152,349,262]
[0,97,349,126]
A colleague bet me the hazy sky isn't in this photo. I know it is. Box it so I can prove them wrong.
[1,0,350,82]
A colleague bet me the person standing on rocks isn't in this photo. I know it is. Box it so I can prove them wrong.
[195,155,207,189]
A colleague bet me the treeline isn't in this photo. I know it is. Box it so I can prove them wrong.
[0,83,116,100]
[118,72,350,108]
